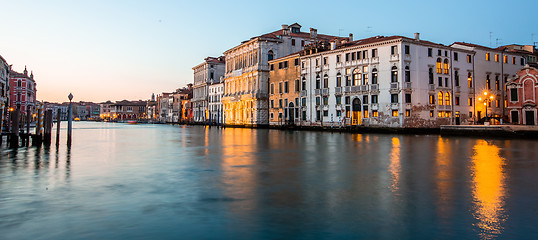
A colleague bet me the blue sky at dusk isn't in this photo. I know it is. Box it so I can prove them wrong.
[1,0,535,102]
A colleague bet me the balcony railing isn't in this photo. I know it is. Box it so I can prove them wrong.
[390,82,399,89]
[335,87,342,94]
[360,85,369,91]
[371,84,379,91]
[300,90,307,97]
[344,86,352,93]
[321,88,329,95]
[428,84,435,91]
[314,89,321,95]
[404,82,412,89]
[390,54,399,62]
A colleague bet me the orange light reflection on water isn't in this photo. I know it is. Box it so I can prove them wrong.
[471,140,507,239]
[389,137,401,192]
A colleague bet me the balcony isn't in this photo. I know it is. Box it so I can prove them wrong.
[360,85,369,92]
[344,86,352,93]
[315,66,321,72]
[404,54,412,62]
[405,103,412,109]
[428,84,435,91]
[404,82,412,89]
[300,90,307,97]
[455,86,461,93]
[335,87,342,94]
[390,54,399,62]
[321,88,329,95]
[301,69,307,74]
[371,57,380,64]
[351,86,360,92]
[314,89,321,95]
[371,103,379,110]
[391,103,400,110]
[390,82,399,90]
[371,84,379,91]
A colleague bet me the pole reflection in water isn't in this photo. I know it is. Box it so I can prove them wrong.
[471,140,507,239]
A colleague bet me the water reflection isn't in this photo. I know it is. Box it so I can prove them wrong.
[471,140,507,239]
[389,137,401,192]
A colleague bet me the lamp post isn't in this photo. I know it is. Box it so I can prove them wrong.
[67,93,73,146]
[478,91,494,125]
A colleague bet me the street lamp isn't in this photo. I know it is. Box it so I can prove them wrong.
[478,91,494,124]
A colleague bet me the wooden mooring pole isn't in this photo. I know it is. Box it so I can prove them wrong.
[43,109,53,146]
[56,109,61,146]
[9,107,20,148]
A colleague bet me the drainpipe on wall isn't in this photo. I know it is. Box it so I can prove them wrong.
[449,49,455,125]
[472,52,476,124]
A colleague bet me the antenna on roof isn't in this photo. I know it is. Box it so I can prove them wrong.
[489,32,492,47]
[496,38,501,47]
[338,29,344,37]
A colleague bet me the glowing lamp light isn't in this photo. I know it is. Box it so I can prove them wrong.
[478,97,482,101]
[483,91,488,96]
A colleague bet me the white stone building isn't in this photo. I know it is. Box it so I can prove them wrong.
[296,34,528,128]
[0,55,9,108]
[208,82,224,124]
[222,23,343,126]
[192,56,225,123]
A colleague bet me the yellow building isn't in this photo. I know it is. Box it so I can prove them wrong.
[269,53,301,125]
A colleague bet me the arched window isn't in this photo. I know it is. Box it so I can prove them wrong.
[371,68,378,84]
[391,66,398,83]
[429,68,434,84]
[323,74,329,88]
[315,74,321,89]
[268,50,274,61]
[438,91,444,105]
[443,59,449,74]
[445,92,451,105]
[405,66,410,82]
[336,73,342,87]
[436,58,442,73]
[353,68,361,86]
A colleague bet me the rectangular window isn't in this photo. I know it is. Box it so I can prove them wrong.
[270,113,274,119]
[467,55,472,63]
[284,61,288,68]
[363,95,368,104]
[373,110,378,117]
[455,72,460,86]
[278,62,283,69]
[279,82,282,94]
[438,77,443,86]
[345,96,350,104]
[391,94,398,103]
[486,53,490,61]
[405,93,411,103]
[454,52,458,61]
[316,97,320,106]
[495,54,499,62]
[392,110,399,117]
[357,51,362,60]
[302,97,306,107]
[345,53,350,62]
[510,88,518,101]
[371,95,378,104]
[428,48,432,57]
[284,81,289,93]
[404,45,410,54]
[521,58,525,65]
[279,99,282,108]
[270,100,274,108]
[270,83,274,94]
[316,111,321,121]
[336,110,341,117]
[455,96,460,106]
[294,58,299,66]
[405,110,410,117]
[323,110,328,117]
[503,55,508,63]
[279,112,282,119]
[323,96,328,105]
[292,39,295,46]
[336,55,341,63]
[295,79,300,92]
[438,49,442,56]
[429,95,435,104]
[512,57,516,65]
[351,52,356,61]
[468,97,473,106]
[391,46,397,55]
[336,96,342,105]
[323,57,328,65]
[430,110,434,117]
[301,40,304,46]
[372,49,377,58]
[270,64,274,71]
[363,50,368,59]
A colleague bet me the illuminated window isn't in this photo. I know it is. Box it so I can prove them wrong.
[495,75,499,90]
[486,53,490,61]
[503,55,508,63]
[353,69,362,85]
[495,54,499,62]
[445,92,451,105]
[391,66,398,83]
[495,100,499,108]
[467,72,473,88]
[405,110,410,117]
[373,110,378,117]
[364,110,369,118]
[429,95,435,104]
[392,110,399,117]
[443,59,449,74]
[445,111,451,118]
[438,91,444,105]
[436,58,442,73]
[467,55,472,63]
[430,110,434,117]
[468,97,473,106]
[438,111,443,118]
[486,74,491,89]
[512,57,516,64]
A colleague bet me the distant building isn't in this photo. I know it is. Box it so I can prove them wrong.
[208,82,224,124]
[9,66,37,114]
[506,66,538,125]
[0,55,9,108]
[192,56,225,123]
[100,100,146,121]
[99,101,114,120]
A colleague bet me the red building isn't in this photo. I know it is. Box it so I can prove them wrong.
[9,66,37,113]
[506,66,538,125]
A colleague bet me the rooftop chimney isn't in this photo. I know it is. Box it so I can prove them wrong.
[414,33,420,41]
[282,24,288,30]
[310,28,317,38]
[349,33,353,41]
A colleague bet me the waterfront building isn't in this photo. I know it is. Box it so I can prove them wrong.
[106,100,146,121]
[9,66,37,114]
[268,53,301,126]
[222,23,342,126]
[181,99,193,123]
[0,55,9,109]
[99,101,114,120]
[192,57,225,123]
[172,87,193,123]
[156,92,172,122]
[146,94,157,122]
[506,66,538,125]
[450,42,528,123]
[208,82,224,124]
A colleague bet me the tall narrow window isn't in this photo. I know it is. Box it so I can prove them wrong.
[371,69,378,84]
[436,58,442,73]
[454,52,459,61]
[405,66,410,82]
[443,59,449,74]
[467,72,473,88]
[372,49,377,58]
[454,70,460,86]
[486,53,490,61]
[429,68,434,84]
[323,74,329,88]
[445,92,451,105]
[467,55,472,63]
[486,74,491,89]
[438,92,444,105]
[391,46,397,55]
[353,69,361,86]
[336,73,341,87]
[428,48,432,57]
[268,50,274,61]
[510,88,518,101]
[503,55,508,63]
[495,54,499,62]
[315,74,321,89]
[302,77,306,91]
[495,75,499,90]
[404,45,410,54]
[391,66,398,83]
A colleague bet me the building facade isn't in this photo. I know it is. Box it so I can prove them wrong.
[0,55,9,108]
[208,82,224,124]
[506,66,538,125]
[268,53,301,125]
[9,66,36,114]
[222,23,342,126]
[192,57,225,123]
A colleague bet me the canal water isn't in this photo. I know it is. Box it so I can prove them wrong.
[1,122,537,239]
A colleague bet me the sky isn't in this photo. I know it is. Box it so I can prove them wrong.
[1,0,535,103]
